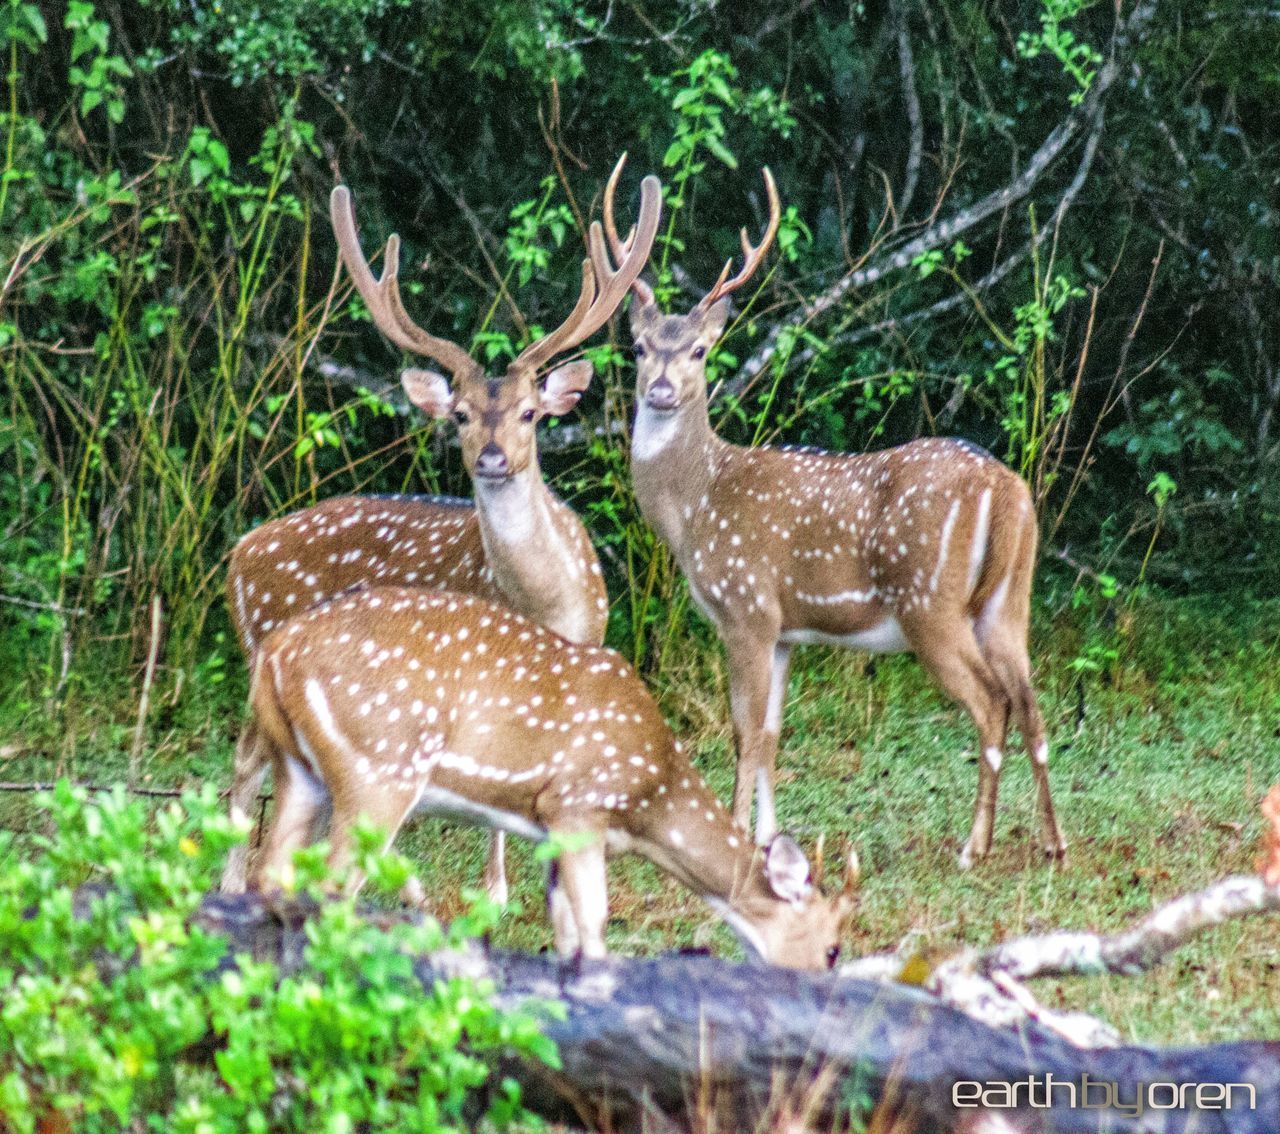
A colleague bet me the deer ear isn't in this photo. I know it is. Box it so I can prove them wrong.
[764,834,814,904]
[698,297,731,342]
[540,359,594,415]
[401,368,453,418]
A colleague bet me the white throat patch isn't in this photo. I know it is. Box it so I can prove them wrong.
[631,402,683,463]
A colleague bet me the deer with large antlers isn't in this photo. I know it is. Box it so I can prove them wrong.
[220,162,662,896]
[249,586,859,968]
[609,159,1066,868]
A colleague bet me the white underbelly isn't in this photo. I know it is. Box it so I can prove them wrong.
[413,785,547,842]
[781,616,910,654]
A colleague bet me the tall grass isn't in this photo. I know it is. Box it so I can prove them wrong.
[0,104,440,707]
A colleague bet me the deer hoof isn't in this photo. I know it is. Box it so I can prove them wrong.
[1043,841,1069,865]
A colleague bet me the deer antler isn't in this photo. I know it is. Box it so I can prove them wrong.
[514,157,662,374]
[330,186,478,379]
[601,153,655,306]
[696,168,781,312]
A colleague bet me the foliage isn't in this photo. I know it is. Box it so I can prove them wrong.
[1016,0,1104,105]
[0,0,1276,707]
[0,783,556,1132]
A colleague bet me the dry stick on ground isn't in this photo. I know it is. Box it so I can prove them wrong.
[843,807,1280,1050]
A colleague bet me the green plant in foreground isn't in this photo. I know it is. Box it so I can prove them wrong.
[0,783,557,1133]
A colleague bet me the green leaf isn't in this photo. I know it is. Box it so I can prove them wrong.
[22,4,46,42]
[705,135,738,169]
[707,75,733,104]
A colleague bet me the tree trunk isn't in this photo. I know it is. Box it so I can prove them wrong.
[195,893,1279,1134]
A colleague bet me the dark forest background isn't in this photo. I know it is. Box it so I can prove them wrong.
[2,0,1277,700]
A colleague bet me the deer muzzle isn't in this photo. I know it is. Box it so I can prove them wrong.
[474,442,511,481]
[644,377,679,411]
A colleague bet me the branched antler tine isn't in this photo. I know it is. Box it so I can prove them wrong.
[698,167,782,311]
[329,186,473,376]
[601,153,630,260]
[842,839,861,896]
[590,172,661,310]
[707,257,734,300]
[515,171,661,372]
[601,153,655,306]
[565,256,600,341]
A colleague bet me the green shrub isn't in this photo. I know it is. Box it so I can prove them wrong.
[0,783,558,1132]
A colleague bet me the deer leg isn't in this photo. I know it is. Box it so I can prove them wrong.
[550,836,608,959]
[326,781,423,901]
[1024,701,1067,861]
[253,753,328,891]
[483,831,509,905]
[909,622,1009,869]
[546,858,580,955]
[984,630,1067,861]
[220,720,270,894]
[726,634,786,842]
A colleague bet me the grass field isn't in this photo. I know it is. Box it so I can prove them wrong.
[2,594,1277,1047]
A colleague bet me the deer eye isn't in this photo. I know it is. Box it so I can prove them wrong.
[826,945,841,969]
[520,408,536,423]
[633,344,646,359]
[691,345,707,360]
[453,409,470,426]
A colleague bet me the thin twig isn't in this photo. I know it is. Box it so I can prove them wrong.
[129,593,163,789]
[0,593,87,616]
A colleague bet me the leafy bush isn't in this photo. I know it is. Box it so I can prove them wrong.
[0,784,558,1132]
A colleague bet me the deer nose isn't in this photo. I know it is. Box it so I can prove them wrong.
[474,442,510,480]
[646,377,679,411]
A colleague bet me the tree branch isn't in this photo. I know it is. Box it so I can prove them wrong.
[734,1,1156,386]
[729,96,1106,396]
[842,871,1280,1050]
[894,0,924,220]
[184,889,1280,1132]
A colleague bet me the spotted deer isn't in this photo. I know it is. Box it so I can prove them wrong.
[249,586,859,968]
[609,159,1067,868]
[220,163,661,896]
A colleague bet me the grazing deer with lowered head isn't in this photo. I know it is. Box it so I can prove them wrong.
[220,164,661,896]
[609,159,1066,868]
[248,586,859,968]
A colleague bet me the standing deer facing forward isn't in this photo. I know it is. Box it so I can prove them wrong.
[250,587,859,969]
[611,160,1066,867]
[220,163,661,895]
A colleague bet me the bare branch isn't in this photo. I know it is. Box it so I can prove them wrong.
[734,1,1158,385]
[983,875,1280,981]
[842,871,1280,1048]
[894,0,923,219]
[721,97,1106,399]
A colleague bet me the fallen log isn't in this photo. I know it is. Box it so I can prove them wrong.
[194,892,1279,1134]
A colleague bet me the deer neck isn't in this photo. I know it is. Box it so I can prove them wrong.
[471,463,595,644]
[631,395,724,555]
[636,794,779,960]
